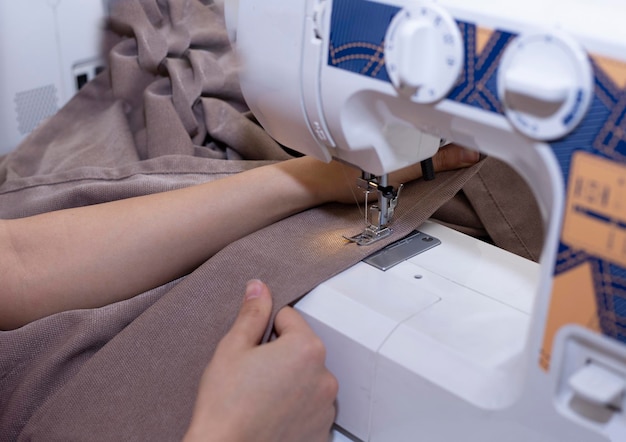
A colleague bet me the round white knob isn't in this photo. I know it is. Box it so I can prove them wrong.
[385,3,464,103]
[498,31,593,140]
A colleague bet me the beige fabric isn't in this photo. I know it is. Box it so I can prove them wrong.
[460,158,544,261]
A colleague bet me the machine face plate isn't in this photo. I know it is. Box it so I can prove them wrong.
[363,230,441,271]
[323,0,626,371]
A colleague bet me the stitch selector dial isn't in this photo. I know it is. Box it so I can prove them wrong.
[498,31,593,140]
[384,3,464,103]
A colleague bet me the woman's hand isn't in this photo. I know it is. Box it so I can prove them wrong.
[184,280,338,442]
[292,143,480,206]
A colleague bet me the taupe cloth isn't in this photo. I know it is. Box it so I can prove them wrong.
[0,1,541,440]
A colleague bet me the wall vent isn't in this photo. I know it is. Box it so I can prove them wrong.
[14,84,59,135]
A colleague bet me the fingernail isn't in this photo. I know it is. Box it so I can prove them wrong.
[245,279,264,300]
[461,149,480,165]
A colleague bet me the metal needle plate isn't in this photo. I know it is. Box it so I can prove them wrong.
[363,230,441,271]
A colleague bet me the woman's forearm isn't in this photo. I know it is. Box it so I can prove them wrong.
[0,157,335,330]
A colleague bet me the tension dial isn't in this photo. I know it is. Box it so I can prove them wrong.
[385,3,464,103]
[498,31,593,140]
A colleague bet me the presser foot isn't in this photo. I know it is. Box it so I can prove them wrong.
[344,225,393,246]
[345,174,403,246]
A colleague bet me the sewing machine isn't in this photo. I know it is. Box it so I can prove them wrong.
[0,0,107,154]
[226,0,626,440]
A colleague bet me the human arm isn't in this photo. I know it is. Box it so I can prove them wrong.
[183,280,338,442]
[0,157,333,329]
[0,145,478,330]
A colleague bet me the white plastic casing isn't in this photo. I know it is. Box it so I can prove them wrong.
[229,0,446,176]
[227,0,334,164]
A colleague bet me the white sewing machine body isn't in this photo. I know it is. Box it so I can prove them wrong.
[228,0,626,440]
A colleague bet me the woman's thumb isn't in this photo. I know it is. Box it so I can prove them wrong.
[226,280,273,348]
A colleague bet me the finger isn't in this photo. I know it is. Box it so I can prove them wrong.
[225,280,273,349]
[431,144,480,172]
[273,305,315,337]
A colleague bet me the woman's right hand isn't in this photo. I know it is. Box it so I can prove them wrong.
[184,280,338,442]
[294,143,480,206]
